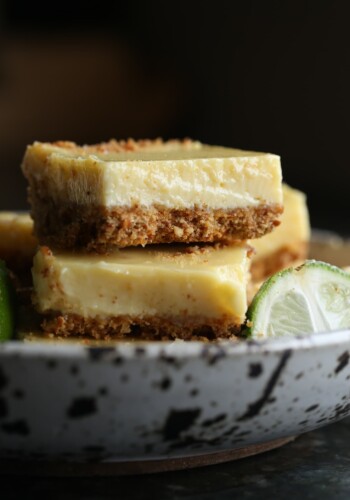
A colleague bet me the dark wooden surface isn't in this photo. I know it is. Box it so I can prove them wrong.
[2,418,350,499]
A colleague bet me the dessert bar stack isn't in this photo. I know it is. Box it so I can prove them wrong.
[22,138,287,340]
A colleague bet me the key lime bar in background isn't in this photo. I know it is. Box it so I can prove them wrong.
[21,139,283,251]
[32,243,250,341]
[250,184,310,282]
[0,212,37,276]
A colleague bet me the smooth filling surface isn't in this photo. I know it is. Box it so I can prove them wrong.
[32,244,249,323]
[23,142,282,209]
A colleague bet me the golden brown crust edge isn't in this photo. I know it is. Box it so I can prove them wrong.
[50,137,195,154]
[29,193,283,251]
[41,313,241,341]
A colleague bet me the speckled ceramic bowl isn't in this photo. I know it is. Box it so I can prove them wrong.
[0,234,350,473]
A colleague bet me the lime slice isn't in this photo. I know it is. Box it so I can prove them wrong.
[246,260,350,339]
[0,260,15,341]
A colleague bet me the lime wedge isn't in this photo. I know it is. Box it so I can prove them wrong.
[246,260,350,339]
[0,260,15,341]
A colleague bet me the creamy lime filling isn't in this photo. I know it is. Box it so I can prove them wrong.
[32,245,250,321]
[23,142,282,209]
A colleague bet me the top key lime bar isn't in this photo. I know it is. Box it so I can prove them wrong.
[21,138,283,251]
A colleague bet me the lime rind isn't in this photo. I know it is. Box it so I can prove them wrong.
[245,260,350,339]
[0,260,15,341]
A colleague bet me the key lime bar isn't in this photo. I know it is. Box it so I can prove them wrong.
[250,184,310,281]
[0,212,37,274]
[32,243,250,340]
[22,139,283,251]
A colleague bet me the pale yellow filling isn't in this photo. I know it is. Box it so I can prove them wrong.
[250,184,310,261]
[22,142,282,209]
[32,244,250,322]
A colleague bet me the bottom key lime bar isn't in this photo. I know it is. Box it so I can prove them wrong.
[32,244,250,341]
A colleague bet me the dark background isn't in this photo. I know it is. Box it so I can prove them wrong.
[0,0,349,232]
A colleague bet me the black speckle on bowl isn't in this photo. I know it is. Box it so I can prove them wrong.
[67,397,97,419]
[1,419,30,436]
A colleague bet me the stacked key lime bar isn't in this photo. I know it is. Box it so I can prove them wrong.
[21,139,285,340]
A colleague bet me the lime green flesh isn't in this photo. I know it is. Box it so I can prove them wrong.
[246,260,350,339]
[0,260,15,341]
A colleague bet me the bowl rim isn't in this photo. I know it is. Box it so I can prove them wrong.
[1,328,350,361]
